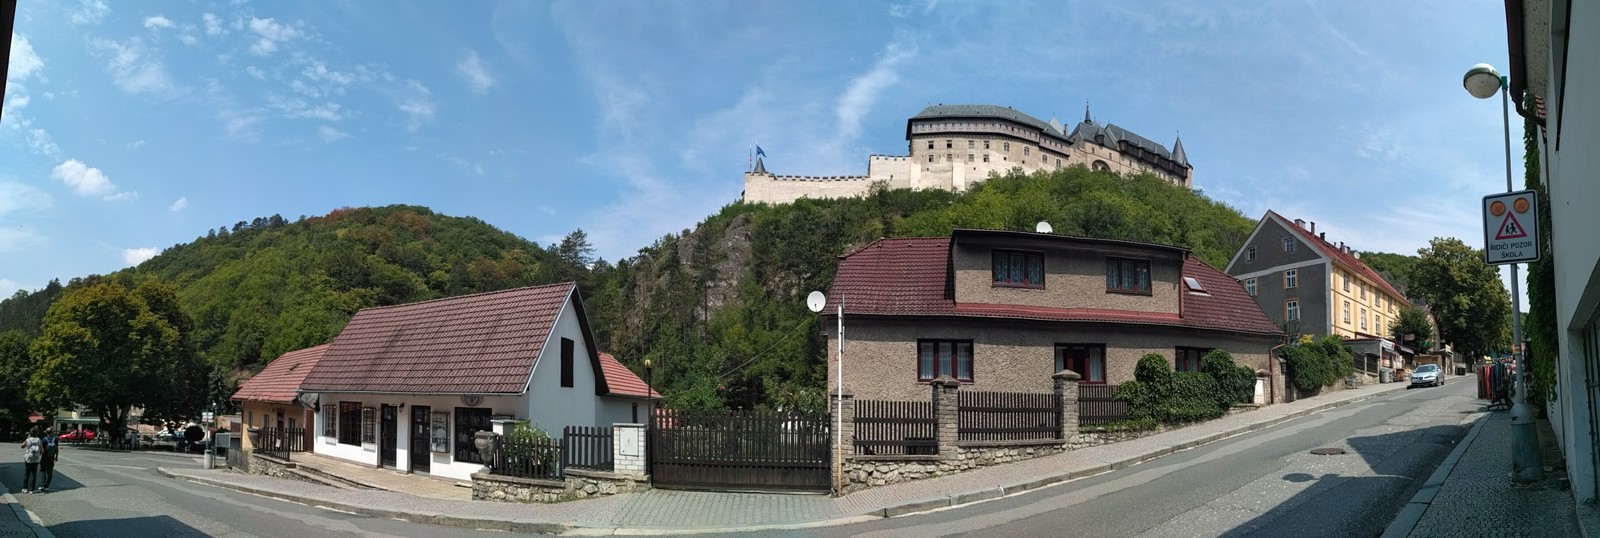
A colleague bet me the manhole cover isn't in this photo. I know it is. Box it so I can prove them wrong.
[1310,448,1347,455]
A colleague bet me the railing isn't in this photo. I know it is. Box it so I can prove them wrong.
[957,390,1059,441]
[561,426,614,472]
[853,399,936,456]
[489,434,562,480]
[1078,383,1131,425]
[227,433,248,471]
[254,427,306,461]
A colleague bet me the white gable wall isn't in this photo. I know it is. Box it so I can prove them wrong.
[522,299,602,433]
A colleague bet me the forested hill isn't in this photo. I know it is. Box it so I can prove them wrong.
[0,166,1258,412]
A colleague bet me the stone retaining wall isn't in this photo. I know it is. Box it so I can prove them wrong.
[472,469,647,503]
[842,425,1176,493]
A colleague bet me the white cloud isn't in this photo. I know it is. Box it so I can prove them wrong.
[27,128,61,157]
[70,0,110,25]
[0,182,53,217]
[457,50,496,94]
[121,247,159,266]
[271,96,343,121]
[144,16,174,30]
[397,81,435,131]
[318,125,350,142]
[179,35,199,46]
[168,197,188,212]
[0,279,21,298]
[127,139,146,150]
[6,93,28,111]
[248,18,303,56]
[219,108,266,139]
[7,35,44,82]
[92,38,174,95]
[245,65,266,79]
[203,13,226,36]
[51,159,131,200]
[834,41,913,141]
[0,228,46,253]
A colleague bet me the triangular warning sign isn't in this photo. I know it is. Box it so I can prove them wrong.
[1495,212,1528,240]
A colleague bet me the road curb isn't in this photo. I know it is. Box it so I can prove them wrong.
[2,491,55,538]
[1379,410,1492,538]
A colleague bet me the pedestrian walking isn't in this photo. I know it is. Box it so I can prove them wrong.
[39,427,58,492]
[19,426,42,494]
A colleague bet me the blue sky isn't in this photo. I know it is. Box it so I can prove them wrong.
[2,1,1518,300]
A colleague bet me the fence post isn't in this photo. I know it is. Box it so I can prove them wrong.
[930,376,961,460]
[1053,369,1081,439]
[611,423,647,478]
[831,386,854,491]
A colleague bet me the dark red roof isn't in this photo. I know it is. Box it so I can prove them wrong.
[1267,210,1409,305]
[301,283,597,394]
[598,352,659,399]
[232,344,328,404]
[828,237,1281,336]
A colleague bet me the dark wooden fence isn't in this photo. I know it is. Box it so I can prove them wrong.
[227,433,248,471]
[651,408,831,492]
[561,426,614,472]
[489,435,562,480]
[853,399,936,455]
[1078,384,1131,425]
[254,427,306,461]
[957,390,1059,441]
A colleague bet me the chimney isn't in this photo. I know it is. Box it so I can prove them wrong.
[1320,232,1326,241]
[1310,222,1316,234]
[1294,218,1306,229]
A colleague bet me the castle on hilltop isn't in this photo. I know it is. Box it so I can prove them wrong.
[742,104,1193,205]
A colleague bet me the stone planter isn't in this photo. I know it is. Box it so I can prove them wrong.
[474,431,497,464]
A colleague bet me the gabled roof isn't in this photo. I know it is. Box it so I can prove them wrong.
[826,235,1281,336]
[597,352,659,399]
[1266,211,1410,305]
[231,344,329,404]
[300,283,608,395]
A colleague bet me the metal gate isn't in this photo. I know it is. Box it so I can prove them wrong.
[650,408,831,493]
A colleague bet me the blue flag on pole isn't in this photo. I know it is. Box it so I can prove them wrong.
[756,145,767,158]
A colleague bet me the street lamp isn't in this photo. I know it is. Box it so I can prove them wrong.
[643,357,653,485]
[1463,62,1540,482]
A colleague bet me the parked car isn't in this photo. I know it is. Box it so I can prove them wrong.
[59,429,96,442]
[1408,364,1444,388]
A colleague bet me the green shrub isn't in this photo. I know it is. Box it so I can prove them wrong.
[1283,335,1355,391]
[1134,353,1173,386]
[1118,354,1175,422]
[1200,349,1258,406]
[1165,372,1224,423]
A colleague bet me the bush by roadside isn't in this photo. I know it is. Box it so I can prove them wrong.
[1116,350,1259,425]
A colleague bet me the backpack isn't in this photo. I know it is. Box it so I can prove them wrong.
[44,435,58,455]
[23,440,40,463]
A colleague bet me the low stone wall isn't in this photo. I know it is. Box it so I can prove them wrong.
[472,469,648,503]
[245,453,328,487]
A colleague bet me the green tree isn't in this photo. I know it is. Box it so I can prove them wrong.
[28,279,204,433]
[1406,237,1512,361]
[1389,305,1436,351]
[0,330,37,431]
[1356,252,1418,297]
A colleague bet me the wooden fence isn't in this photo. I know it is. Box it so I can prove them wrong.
[957,390,1059,441]
[561,426,614,472]
[651,409,832,492]
[853,399,936,455]
[489,435,562,480]
[1078,384,1131,425]
[253,427,306,461]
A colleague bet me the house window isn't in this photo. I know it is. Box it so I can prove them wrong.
[454,407,493,464]
[1360,283,1367,300]
[1360,308,1369,330]
[361,407,376,444]
[1283,237,1296,253]
[1343,301,1351,323]
[1175,347,1211,373]
[338,401,361,446]
[561,337,575,388]
[992,250,1045,288]
[917,340,973,382]
[1054,344,1105,383]
[1246,246,1257,262]
[321,405,336,437]
[1286,299,1300,321]
[1388,301,1395,314]
[968,140,975,149]
[1342,272,1350,291]
[1245,278,1257,296]
[1284,269,1298,289]
[1106,258,1152,294]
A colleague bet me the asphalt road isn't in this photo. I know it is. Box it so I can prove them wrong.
[747,380,1480,538]
[1,447,505,537]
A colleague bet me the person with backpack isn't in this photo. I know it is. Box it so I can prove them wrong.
[39,427,58,492]
[19,426,42,494]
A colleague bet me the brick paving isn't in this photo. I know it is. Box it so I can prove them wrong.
[1405,412,1580,537]
[158,381,1411,533]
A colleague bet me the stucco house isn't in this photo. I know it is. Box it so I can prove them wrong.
[230,344,327,453]
[823,228,1284,403]
[297,282,656,481]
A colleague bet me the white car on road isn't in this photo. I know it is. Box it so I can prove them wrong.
[1409,364,1444,388]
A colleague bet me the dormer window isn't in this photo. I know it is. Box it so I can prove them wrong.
[992,250,1045,288]
[1106,258,1151,294]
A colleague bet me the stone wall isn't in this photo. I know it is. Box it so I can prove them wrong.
[471,469,647,503]
[842,429,1171,493]
[245,453,328,487]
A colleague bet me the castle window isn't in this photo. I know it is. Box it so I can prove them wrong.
[1056,158,1062,167]
[968,140,974,149]
[946,153,952,162]
[946,140,953,149]
[1024,147,1030,156]
[967,154,974,162]
[928,155,934,163]
[1004,142,1011,152]
[984,141,990,150]
[928,141,934,150]
[982,154,989,163]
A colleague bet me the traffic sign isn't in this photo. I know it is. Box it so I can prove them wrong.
[1483,190,1540,264]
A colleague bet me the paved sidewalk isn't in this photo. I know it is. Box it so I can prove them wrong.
[289,452,473,501]
[0,490,53,538]
[162,382,1408,534]
[1385,409,1593,537]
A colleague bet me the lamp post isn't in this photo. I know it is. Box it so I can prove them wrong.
[643,357,654,485]
[1464,63,1541,482]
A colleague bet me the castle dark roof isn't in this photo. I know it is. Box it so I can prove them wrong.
[909,104,1071,140]
[909,103,1190,172]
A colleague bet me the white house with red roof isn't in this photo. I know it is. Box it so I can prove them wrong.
[823,228,1283,403]
[1224,211,1411,343]
[297,282,657,481]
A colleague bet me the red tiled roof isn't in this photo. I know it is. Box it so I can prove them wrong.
[232,344,328,404]
[828,236,1282,336]
[1267,210,1410,305]
[598,352,659,399]
[300,283,588,395]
